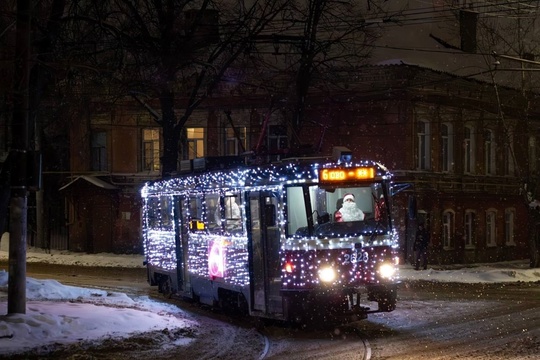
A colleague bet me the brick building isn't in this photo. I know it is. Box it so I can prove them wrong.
[60,62,539,267]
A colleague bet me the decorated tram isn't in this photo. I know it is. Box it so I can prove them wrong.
[141,148,400,324]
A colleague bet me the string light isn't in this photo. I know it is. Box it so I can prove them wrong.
[141,158,399,294]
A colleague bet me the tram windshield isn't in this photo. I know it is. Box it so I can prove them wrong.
[286,184,389,238]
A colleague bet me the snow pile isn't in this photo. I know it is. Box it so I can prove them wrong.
[0,270,196,356]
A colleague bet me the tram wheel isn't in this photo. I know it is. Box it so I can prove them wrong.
[158,276,173,299]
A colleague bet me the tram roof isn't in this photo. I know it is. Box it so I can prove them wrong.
[142,155,392,195]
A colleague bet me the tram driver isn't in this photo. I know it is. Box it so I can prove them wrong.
[334,193,365,222]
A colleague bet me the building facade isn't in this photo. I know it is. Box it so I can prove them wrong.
[59,63,539,267]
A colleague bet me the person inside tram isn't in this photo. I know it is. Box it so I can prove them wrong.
[334,193,365,222]
[215,196,242,231]
[374,193,386,222]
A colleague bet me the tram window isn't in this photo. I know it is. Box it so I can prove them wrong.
[188,196,202,220]
[145,196,174,229]
[159,196,174,229]
[180,197,190,231]
[224,194,243,233]
[146,197,160,228]
[211,193,243,234]
[327,187,373,221]
[309,186,328,224]
[205,193,221,233]
[286,186,307,235]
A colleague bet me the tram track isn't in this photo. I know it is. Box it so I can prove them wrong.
[257,322,373,359]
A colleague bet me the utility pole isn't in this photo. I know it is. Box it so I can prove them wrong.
[8,0,31,314]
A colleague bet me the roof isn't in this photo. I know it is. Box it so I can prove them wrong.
[59,175,118,191]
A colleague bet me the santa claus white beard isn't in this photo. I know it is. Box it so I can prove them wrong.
[340,202,365,221]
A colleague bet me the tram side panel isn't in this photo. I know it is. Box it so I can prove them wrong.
[142,195,179,296]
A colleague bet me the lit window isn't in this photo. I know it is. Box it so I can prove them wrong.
[187,127,205,159]
[417,120,431,170]
[142,129,160,172]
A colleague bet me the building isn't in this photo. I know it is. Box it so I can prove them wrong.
[2,1,539,264]
[58,61,538,267]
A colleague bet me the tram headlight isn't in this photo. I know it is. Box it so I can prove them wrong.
[318,266,337,283]
[377,263,396,279]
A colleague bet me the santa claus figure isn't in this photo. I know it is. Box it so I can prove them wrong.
[335,193,365,222]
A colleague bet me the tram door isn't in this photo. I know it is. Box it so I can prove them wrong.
[249,191,283,315]
[174,195,192,298]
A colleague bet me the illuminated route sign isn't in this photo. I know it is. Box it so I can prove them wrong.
[319,167,375,183]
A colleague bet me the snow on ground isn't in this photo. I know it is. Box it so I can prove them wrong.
[0,241,539,357]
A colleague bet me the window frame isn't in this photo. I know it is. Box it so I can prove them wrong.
[268,124,288,162]
[91,130,108,172]
[224,126,247,156]
[142,128,161,172]
[187,127,205,159]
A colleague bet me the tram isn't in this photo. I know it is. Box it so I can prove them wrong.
[141,147,400,324]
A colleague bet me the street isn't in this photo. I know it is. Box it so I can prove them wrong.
[2,262,539,359]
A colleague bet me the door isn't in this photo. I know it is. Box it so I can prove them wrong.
[174,195,192,297]
[249,191,282,314]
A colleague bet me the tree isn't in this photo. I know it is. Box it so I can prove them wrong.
[64,0,288,177]
[248,0,393,151]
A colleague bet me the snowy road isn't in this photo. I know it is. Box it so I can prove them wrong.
[354,282,539,360]
[16,263,540,359]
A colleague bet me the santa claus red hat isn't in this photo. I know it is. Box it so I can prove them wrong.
[343,193,355,202]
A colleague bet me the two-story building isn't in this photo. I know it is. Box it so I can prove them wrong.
[22,0,540,265]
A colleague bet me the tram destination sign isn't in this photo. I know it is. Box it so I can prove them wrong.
[319,166,375,183]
